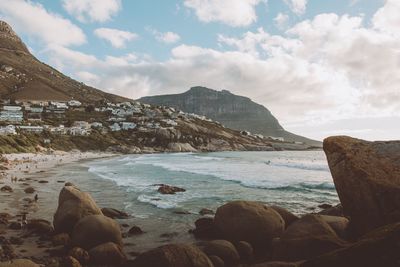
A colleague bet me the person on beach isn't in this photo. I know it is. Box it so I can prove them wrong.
[34,194,38,202]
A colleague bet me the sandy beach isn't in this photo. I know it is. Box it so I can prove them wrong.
[0,151,117,265]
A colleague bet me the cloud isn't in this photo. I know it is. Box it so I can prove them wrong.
[94,28,138,48]
[146,27,181,44]
[183,0,263,27]
[0,0,86,46]
[372,0,400,37]
[284,0,308,15]
[274,13,290,29]
[62,0,121,23]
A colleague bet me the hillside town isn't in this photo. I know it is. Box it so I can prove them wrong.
[0,98,217,137]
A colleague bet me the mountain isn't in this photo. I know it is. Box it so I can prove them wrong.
[0,21,127,103]
[139,86,321,146]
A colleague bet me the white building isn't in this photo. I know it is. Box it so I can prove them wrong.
[121,122,136,130]
[109,123,121,132]
[18,125,44,133]
[73,121,90,129]
[268,136,285,142]
[0,125,16,135]
[91,122,103,128]
[0,106,23,123]
[162,119,178,126]
[68,100,82,107]
[69,127,90,136]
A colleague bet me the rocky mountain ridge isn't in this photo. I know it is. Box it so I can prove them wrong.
[139,86,321,146]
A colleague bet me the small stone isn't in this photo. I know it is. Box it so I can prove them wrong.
[199,208,214,216]
[24,187,35,194]
[128,226,144,235]
[1,185,13,192]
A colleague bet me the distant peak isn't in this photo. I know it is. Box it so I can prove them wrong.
[187,86,232,95]
[0,20,29,53]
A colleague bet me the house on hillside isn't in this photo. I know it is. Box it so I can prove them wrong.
[0,125,16,135]
[68,100,82,107]
[69,127,90,136]
[73,121,90,129]
[0,106,23,123]
[121,122,136,130]
[109,123,121,132]
[18,125,44,134]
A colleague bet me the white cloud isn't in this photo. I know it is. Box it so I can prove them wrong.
[372,0,400,37]
[62,0,121,23]
[183,0,262,27]
[284,0,308,15]
[0,0,86,46]
[94,28,138,48]
[147,27,181,44]
[274,13,290,29]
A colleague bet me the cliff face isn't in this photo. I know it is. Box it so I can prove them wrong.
[0,20,127,103]
[139,86,321,146]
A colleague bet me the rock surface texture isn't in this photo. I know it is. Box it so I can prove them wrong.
[324,136,400,236]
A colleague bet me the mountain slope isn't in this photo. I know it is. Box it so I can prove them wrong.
[0,21,127,103]
[139,86,321,146]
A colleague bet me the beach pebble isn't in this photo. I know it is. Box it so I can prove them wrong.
[128,225,144,235]
[0,185,13,192]
[24,187,35,194]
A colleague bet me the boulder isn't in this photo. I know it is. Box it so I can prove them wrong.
[271,206,299,228]
[60,256,82,267]
[101,207,129,219]
[214,201,285,247]
[68,247,90,264]
[320,215,349,239]
[235,241,254,263]
[0,259,39,267]
[192,217,222,239]
[273,215,347,261]
[202,240,240,266]
[252,262,300,267]
[199,208,214,216]
[208,255,225,267]
[300,222,400,267]
[89,242,126,265]
[157,184,186,194]
[131,244,214,267]
[26,219,54,235]
[71,215,122,250]
[53,186,102,233]
[128,225,144,235]
[323,136,400,236]
[52,233,70,246]
[318,204,343,217]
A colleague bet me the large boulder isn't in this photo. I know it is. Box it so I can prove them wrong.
[131,244,213,267]
[214,201,285,247]
[323,136,400,236]
[271,206,299,228]
[320,215,349,240]
[71,215,123,250]
[53,186,102,233]
[300,222,400,267]
[89,242,126,265]
[201,240,240,266]
[273,215,347,261]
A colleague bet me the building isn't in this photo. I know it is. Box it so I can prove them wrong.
[91,122,103,128]
[121,122,136,130]
[68,100,82,107]
[73,121,90,129]
[18,125,44,133]
[109,123,121,132]
[69,127,90,136]
[0,125,16,135]
[0,106,23,123]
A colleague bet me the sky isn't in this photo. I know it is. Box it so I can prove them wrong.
[0,0,399,141]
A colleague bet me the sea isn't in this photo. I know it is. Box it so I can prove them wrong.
[47,151,339,251]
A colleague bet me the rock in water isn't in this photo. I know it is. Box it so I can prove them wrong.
[214,201,285,247]
[157,184,186,194]
[273,215,346,261]
[323,136,400,236]
[71,215,123,250]
[53,186,103,233]
[101,208,129,219]
[131,244,213,267]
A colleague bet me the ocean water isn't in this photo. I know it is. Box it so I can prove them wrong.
[44,151,338,251]
[87,151,338,216]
